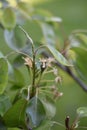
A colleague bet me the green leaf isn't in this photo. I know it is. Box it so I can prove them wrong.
[19,26,34,56]
[40,23,56,46]
[4,26,27,51]
[75,33,87,46]
[26,96,46,127]
[3,98,27,129]
[14,68,25,88]
[72,47,87,81]
[33,9,62,23]
[1,7,16,29]
[32,9,52,21]
[0,95,11,116]
[13,55,24,68]
[70,33,87,49]
[8,68,25,89]
[19,26,33,45]
[77,107,87,118]
[0,58,8,94]
[15,9,26,25]
[40,96,56,119]
[46,45,72,66]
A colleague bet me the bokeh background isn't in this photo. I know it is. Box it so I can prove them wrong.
[0,0,87,130]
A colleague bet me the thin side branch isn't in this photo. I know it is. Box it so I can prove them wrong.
[42,52,87,92]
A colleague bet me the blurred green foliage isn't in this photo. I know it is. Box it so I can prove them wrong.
[41,0,87,127]
[26,0,87,129]
[0,0,87,130]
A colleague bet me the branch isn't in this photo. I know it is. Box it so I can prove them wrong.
[42,52,87,92]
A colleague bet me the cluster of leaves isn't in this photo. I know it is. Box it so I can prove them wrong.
[0,0,87,130]
[0,25,65,130]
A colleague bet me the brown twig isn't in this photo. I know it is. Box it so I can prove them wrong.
[65,116,70,130]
